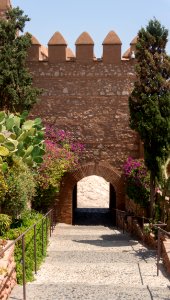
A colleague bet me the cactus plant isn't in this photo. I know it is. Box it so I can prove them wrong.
[0,111,45,167]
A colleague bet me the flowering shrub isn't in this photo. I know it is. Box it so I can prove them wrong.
[33,126,84,212]
[123,157,150,207]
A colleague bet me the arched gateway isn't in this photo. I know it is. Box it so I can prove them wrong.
[55,162,124,224]
[0,1,141,225]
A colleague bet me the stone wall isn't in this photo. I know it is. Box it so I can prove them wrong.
[29,60,139,171]
[27,54,139,224]
[0,242,16,300]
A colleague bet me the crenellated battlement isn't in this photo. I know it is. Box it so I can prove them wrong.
[0,1,137,64]
[26,30,137,63]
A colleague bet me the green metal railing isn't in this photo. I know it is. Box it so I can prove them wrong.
[113,208,169,276]
[0,209,54,300]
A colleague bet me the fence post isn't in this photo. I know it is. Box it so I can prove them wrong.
[157,228,161,276]
[116,210,118,229]
[50,211,52,237]
[34,224,37,274]
[46,215,48,245]
[142,216,145,245]
[22,235,26,300]
[122,213,125,234]
[131,216,133,235]
[51,211,54,233]
[42,219,44,256]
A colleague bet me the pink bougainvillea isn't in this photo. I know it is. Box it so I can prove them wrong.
[37,126,84,192]
[123,157,150,207]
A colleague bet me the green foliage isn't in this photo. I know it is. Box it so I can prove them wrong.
[129,18,170,179]
[129,18,170,216]
[3,211,49,284]
[0,214,12,236]
[0,7,41,112]
[143,223,152,235]
[1,158,36,218]
[0,169,8,202]
[0,111,45,168]
[33,185,56,213]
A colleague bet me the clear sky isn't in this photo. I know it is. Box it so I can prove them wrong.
[12,0,170,58]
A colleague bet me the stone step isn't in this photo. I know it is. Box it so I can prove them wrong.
[10,284,170,300]
[10,224,170,300]
[47,249,156,263]
[31,261,168,286]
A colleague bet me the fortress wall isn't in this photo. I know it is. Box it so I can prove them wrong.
[29,59,139,170]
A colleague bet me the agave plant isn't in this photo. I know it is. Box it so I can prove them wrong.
[0,111,45,167]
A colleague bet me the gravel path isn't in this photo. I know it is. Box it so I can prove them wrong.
[10,224,170,300]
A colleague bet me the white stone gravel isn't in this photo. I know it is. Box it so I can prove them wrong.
[10,224,170,300]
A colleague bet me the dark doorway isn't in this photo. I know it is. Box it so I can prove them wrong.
[72,176,116,226]
[109,183,116,226]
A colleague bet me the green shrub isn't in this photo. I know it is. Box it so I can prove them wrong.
[1,158,36,218]
[3,211,50,284]
[0,170,8,203]
[0,214,12,235]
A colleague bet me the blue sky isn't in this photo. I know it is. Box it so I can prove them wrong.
[12,0,170,57]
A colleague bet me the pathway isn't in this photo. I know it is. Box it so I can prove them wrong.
[10,224,170,300]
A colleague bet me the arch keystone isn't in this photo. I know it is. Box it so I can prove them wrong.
[75,32,94,62]
[48,32,67,63]
[102,31,122,64]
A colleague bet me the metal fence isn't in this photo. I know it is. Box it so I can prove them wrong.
[0,209,54,300]
[113,208,169,276]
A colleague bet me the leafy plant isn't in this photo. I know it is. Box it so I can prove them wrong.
[0,169,8,203]
[129,19,170,217]
[0,111,45,168]
[143,223,152,235]
[0,7,41,112]
[0,214,12,236]
[1,158,36,218]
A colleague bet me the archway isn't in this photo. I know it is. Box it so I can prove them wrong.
[56,162,125,224]
[72,176,116,225]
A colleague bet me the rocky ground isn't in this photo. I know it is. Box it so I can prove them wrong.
[10,224,170,300]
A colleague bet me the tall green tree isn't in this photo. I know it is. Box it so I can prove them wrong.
[0,7,40,112]
[129,19,170,217]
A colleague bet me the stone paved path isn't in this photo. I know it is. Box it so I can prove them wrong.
[10,224,170,300]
